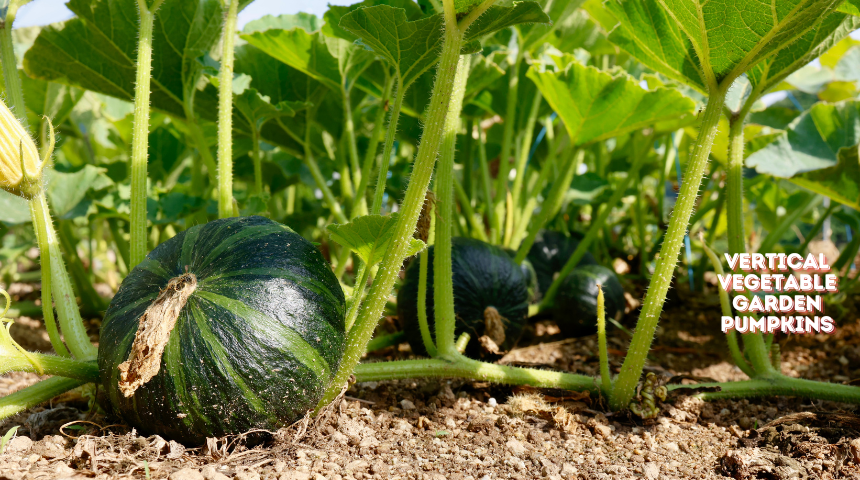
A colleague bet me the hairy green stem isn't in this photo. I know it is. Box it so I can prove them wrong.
[31,194,95,360]
[670,375,860,403]
[316,4,465,412]
[371,80,406,215]
[597,285,611,394]
[434,54,469,357]
[0,377,88,420]
[701,239,754,377]
[1,353,98,382]
[216,0,239,218]
[417,248,438,357]
[366,331,405,353]
[0,5,25,123]
[129,0,165,267]
[493,50,522,237]
[514,149,582,264]
[354,72,393,217]
[354,354,598,392]
[609,88,727,410]
[726,108,774,375]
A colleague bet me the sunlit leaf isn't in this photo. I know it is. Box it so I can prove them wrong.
[606,0,848,93]
[327,213,425,266]
[336,2,550,87]
[528,61,695,145]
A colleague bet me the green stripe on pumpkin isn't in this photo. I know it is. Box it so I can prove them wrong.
[200,268,342,305]
[199,223,286,267]
[161,312,210,430]
[180,224,203,270]
[136,257,171,280]
[193,290,330,380]
[187,306,273,421]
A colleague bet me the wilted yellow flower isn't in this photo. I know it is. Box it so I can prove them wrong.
[0,98,42,198]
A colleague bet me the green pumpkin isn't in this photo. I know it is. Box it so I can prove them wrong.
[527,230,597,299]
[98,216,345,443]
[398,237,529,357]
[553,264,625,337]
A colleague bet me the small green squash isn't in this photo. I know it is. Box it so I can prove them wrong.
[98,216,345,443]
[527,231,597,298]
[553,264,625,337]
[399,237,529,357]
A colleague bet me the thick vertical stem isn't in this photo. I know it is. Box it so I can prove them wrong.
[0,7,25,124]
[29,198,69,357]
[494,51,521,208]
[316,9,464,411]
[597,285,611,394]
[343,86,362,194]
[30,194,96,360]
[251,129,263,194]
[701,238,755,377]
[462,118,474,203]
[726,108,774,375]
[609,88,727,410]
[129,0,164,268]
[216,0,239,218]
[434,55,469,356]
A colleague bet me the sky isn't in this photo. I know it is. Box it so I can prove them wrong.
[15,0,349,28]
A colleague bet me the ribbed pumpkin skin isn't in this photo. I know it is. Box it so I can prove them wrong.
[553,265,624,337]
[399,237,528,357]
[527,231,597,298]
[98,216,345,444]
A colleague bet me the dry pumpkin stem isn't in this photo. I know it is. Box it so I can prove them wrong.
[118,273,198,397]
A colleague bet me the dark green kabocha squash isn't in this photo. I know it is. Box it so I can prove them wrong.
[553,264,625,337]
[399,237,529,358]
[527,230,597,298]
[98,216,345,443]
[504,248,540,302]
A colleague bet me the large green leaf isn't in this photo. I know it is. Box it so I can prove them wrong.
[606,0,846,93]
[336,2,550,87]
[746,100,860,176]
[528,61,695,146]
[322,0,423,42]
[746,10,860,95]
[240,29,343,92]
[746,100,860,209]
[791,147,860,210]
[327,213,425,266]
[518,0,587,52]
[24,0,235,118]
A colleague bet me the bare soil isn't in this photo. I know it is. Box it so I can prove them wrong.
[2,278,860,480]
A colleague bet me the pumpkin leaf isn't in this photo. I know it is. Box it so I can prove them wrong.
[322,0,423,42]
[242,13,323,34]
[789,145,860,210]
[327,214,426,266]
[605,0,848,93]
[23,0,242,119]
[746,10,860,96]
[336,2,550,88]
[528,61,696,146]
[745,100,860,209]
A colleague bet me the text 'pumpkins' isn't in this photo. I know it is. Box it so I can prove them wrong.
[98,216,345,443]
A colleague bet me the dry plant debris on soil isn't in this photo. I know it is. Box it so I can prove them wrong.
[2,280,860,480]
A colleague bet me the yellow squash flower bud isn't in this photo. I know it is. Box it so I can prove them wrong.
[0,98,43,198]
